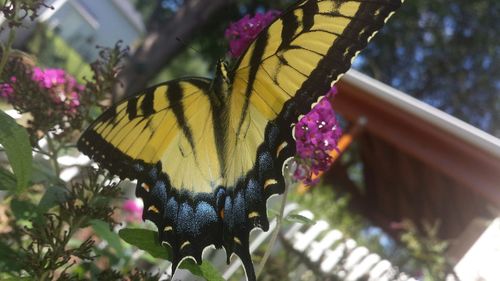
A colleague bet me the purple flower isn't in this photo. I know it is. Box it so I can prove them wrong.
[225,10,280,57]
[293,87,342,185]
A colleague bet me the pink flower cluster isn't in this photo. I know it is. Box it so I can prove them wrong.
[31,67,83,115]
[32,68,68,88]
[122,199,143,223]
[0,67,84,117]
[225,10,280,57]
[0,76,16,99]
[293,87,342,185]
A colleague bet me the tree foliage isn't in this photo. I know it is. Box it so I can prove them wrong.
[358,0,500,136]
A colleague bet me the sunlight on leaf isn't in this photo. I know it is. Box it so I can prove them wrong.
[180,259,225,281]
[0,167,16,191]
[118,228,171,260]
[91,220,125,256]
[285,213,316,225]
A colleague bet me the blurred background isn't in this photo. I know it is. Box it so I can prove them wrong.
[1,0,499,280]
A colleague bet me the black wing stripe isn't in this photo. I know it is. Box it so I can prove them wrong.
[279,55,311,78]
[101,107,131,139]
[261,66,299,100]
[234,75,282,116]
[113,117,149,150]
[301,0,318,30]
[236,31,270,135]
[189,77,213,90]
[99,104,117,124]
[141,87,156,117]
[279,11,300,51]
[167,82,197,155]
[127,96,138,119]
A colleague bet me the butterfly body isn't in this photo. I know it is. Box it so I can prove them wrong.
[78,1,402,280]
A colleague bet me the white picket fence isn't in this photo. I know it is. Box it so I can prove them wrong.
[169,202,416,281]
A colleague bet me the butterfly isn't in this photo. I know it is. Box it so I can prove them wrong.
[77,0,402,280]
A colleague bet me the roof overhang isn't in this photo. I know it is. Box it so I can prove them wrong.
[335,70,500,204]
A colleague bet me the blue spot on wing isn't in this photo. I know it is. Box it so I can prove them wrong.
[133,163,144,173]
[152,180,168,202]
[257,151,273,178]
[246,178,261,204]
[195,202,217,224]
[193,201,218,239]
[233,192,246,227]
[178,203,196,235]
[224,196,234,229]
[166,197,179,225]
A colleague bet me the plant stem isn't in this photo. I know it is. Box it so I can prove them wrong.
[46,135,61,176]
[256,174,293,279]
[40,271,49,281]
[0,8,18,76]
[0,27,16,75]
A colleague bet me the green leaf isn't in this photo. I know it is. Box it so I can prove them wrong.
[118,228,223,280]
[10,198,39,220]
[285,213,316,225]
[91,220,124,256]
[37,185,69,212]
[0,240,23,272]
[179,259,225,281]
[88,105,103,120]
[31,159,59,184]
[0,167,16,191]
[0,110,32,192]
[118,228,171,260]
[268,208,281,218]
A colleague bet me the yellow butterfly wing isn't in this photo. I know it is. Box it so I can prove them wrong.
[78,78,222,192]
[79,0,401,193]
[226,0,401,185]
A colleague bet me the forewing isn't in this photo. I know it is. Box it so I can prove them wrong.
[78,78,221,192]
[226,0,402,185]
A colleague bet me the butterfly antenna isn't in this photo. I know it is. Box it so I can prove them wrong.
[176,37,201,55]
